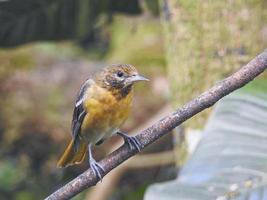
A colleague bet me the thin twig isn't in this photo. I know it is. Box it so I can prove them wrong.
[45,49,267,200]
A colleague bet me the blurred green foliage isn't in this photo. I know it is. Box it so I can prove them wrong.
[120,183,148,200]
[0,161,25,190]
[239,78,267,95]
[0,47,34,82]
[107,16,165,68]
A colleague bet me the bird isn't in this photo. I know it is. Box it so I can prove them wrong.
[57,64,149,180]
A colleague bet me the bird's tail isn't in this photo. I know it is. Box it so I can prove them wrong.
[57,140,87,168]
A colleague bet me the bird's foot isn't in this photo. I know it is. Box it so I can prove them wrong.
[89,158,104,181]
[117,131,142,151]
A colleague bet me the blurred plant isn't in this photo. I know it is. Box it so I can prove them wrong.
[0,46,34,83]
[106,15,165,69]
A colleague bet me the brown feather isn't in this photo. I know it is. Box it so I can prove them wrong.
[57,140,87,167]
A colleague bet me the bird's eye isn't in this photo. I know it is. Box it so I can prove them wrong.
[116,71,124,78]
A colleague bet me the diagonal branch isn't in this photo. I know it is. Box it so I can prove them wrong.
[45,49,267,200]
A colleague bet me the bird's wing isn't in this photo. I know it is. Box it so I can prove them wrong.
[71,78,94,151]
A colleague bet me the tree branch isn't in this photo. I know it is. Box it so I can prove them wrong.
[45,49,267,200]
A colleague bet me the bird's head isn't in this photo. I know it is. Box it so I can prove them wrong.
[96,64,149,93]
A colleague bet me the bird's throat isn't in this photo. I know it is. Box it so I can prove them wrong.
[111,85,133,100]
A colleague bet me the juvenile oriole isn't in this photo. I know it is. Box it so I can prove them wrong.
[57,64,148,180]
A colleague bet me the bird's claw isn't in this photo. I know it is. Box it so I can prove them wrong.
[125,135,142,151]
[117,131,142,151]
[89,158,104,181]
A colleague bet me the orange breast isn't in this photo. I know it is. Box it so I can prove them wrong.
[80,84,132,144]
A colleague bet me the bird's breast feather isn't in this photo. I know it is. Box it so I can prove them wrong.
[80,85,132,139]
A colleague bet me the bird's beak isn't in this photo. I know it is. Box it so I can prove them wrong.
[128,74,149,83]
